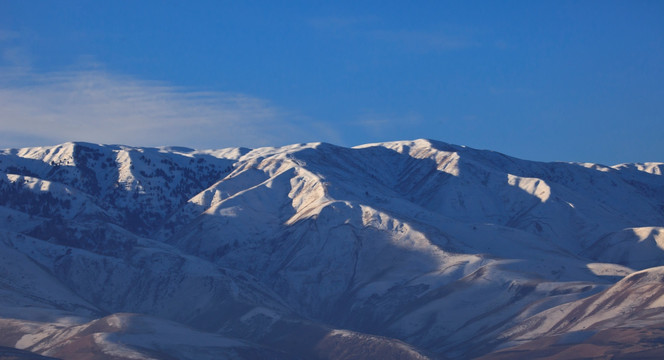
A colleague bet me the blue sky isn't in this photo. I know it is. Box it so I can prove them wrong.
[1,1,662,164]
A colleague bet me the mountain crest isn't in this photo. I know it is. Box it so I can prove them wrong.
[0,139,662,359]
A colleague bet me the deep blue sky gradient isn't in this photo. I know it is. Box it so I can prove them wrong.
[1,1,663,164]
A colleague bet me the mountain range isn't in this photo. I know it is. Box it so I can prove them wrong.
[0,139,662,359]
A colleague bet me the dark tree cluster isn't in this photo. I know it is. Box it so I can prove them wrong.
[0,180,72,217]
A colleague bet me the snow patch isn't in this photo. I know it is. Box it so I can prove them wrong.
[586,263,634,277]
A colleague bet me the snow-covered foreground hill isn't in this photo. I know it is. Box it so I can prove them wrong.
[0,139,662,359]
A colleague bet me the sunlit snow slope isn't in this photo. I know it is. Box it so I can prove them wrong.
[0,139,662,359]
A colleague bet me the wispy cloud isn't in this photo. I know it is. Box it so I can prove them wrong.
[308,16,378,32]
[354,111,422,139]
[0,68,337,149]
[370,29,479,52]
[0,29,31,68]
[309,16,479,52]
[0,30,20,42]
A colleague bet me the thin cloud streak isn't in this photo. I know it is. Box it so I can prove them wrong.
[308,16,379,33]
[0,68,336,149]
[369,29,480,52]
[0,30,20,42]
[354,111,423,141]
[309,16,480,52]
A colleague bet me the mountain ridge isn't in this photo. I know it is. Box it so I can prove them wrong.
[0,139,662,359]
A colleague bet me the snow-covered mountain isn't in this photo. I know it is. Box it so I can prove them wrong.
[0,139,662,359]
